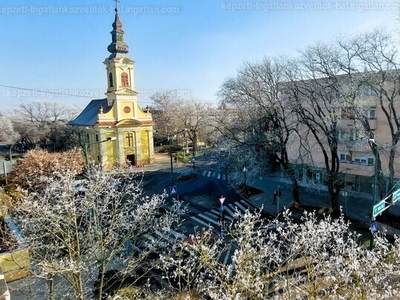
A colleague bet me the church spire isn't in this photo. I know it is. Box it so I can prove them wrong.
[107,0,129,58]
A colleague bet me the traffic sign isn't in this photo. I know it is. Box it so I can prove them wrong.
[372,200,386,218]
[370,221,378,233]
[169,186,177,195]
[393,189,400,204]
[219,196,226,205]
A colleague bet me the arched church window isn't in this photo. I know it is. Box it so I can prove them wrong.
[109,73,113,88]
[121,72,129,87]
[125,133,134,147]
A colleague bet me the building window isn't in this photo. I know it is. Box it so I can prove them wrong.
[125,133,134,147]
[358,84,378,97]
[354,157,374,165]
[109,73,113,88]
[368,108,376,119]
[340,107,355,119]
[121,72,129,87]
[354,158,367,165]
[339,130,357,142]
[340,154,350,161]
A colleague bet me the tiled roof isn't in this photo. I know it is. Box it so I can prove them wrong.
[69,98,109,126]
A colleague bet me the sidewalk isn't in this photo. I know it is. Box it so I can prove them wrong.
[144,153,189,172]
[230,172,373,228]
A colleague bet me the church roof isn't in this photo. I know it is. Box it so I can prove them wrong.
[69,98,109,126]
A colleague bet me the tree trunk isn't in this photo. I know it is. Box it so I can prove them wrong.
[327,171,341,217]
[285,167,300,208]
[291,179,300,208]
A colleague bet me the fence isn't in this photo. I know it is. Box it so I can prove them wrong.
[0,162,14,178]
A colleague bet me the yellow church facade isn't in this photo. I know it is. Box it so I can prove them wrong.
[70,7,154,168]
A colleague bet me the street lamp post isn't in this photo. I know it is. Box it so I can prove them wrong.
[8,142,18,166]
[369,138,380,250]
[242,166,248,196]
[84,137,116,165]
[341,190,348,215]
[219,195,226,236]
[169,134,174,184]
[168,129,187,185]
[242,166,247,186]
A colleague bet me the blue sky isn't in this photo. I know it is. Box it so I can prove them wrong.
[0,0,398,112]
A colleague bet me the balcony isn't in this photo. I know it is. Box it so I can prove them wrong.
[338,119,355,128]
[339,161,375,176]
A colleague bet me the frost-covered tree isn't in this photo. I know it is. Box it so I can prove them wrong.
[155,210,400,300]
[14,167,184,299]
[0,115,19,143]
[7,148,85,193]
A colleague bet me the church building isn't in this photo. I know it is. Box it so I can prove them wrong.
[70,6,155,168]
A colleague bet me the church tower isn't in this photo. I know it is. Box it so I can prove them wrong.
[104,6,138,115]
[70,4,155,168]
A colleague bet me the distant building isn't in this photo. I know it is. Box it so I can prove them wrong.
[70,7,154,168]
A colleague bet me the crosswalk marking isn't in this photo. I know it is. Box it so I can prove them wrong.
[235,202,249,213]
[196,213,220,226]
[205,211,234,222]
[223,243,234,265]
[155,230,181,244]
[190,216,214,228]
[240,199,258,210]
[188,200,257,231]
[132,200,257,266]
[201,170,226,180]
[170,229,187,240]
[225,205,238,219]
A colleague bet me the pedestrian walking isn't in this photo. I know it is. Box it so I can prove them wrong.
[272,191,277,205]
[277,186,282,202]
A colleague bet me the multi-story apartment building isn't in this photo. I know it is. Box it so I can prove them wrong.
[285,72,400,199]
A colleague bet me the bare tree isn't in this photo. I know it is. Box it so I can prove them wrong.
[151,91,214,156]
[217,58,301,206]
[9,101,81,151]
[284,43,346,216]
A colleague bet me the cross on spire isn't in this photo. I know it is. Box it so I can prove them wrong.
[113,0,119,13]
